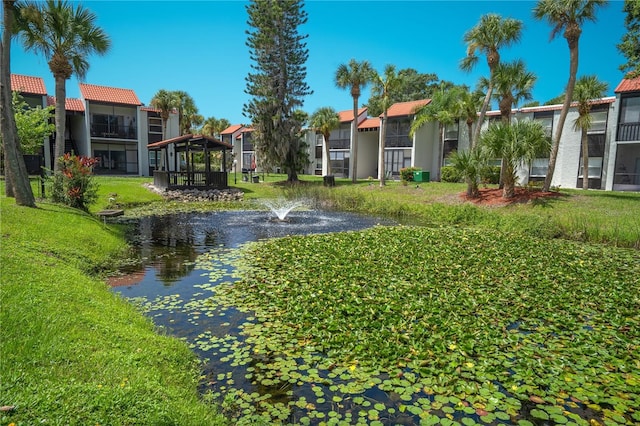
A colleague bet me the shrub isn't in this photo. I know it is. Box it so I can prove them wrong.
[399,167,420,182]
[480,165,501,185]
[440,166,463,183]
[51,154,99,211]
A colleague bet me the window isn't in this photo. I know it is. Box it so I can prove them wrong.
[620,96,640,124]
[588,110,607,134]
[384,149,411,176]
[444,122,459,141]
[533,111,553,137]
[242,133,254,152]
[385,118,412,147]
[149,117,163,134]
[618,95,640,141]
[530,158,548,178]
[578,157,603,179]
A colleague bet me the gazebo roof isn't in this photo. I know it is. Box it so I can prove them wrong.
[148,134,233,151]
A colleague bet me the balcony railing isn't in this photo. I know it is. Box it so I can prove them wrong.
[91,123,137,139]
[617,122,640,141]
[153,171,228,190]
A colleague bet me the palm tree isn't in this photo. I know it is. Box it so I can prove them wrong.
[2,0,36,206]
[460,13,523,148]
[411,85,462,181]
[480,120,550,199]
[309,107,340,177]
[335,59,374,183]
[150,89,178,139]
[201,117,231,138]
[490,59,536,123]
[447,147,487,198]
[174,90,198,135]
[16,0,110,172]
[371,64,404,187]
[480,59,536,188]
[456,88,483,147]
[572,75,608,190]
[533,0,607,191]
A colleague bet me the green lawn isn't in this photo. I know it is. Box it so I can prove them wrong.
[0,198,226,425]
[1,175,638,424]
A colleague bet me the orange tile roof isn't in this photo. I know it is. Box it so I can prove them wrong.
[79,83,141,105]
[11,74,47,95]
[338,108,367,122]
[358,117,380,131]
[47,96,85,112]
[221,124,244,135]
[385,99,431,118]
[615,76,640,93]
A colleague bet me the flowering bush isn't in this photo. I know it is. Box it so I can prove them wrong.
[51,154,99,211]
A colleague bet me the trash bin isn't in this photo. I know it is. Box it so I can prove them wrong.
[252,175,260,183]
[413,171,430,182]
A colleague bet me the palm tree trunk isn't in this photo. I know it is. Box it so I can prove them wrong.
[544,42,579,192]
[503,165,515,199]
[53,75,67,172]
[1,0,36,207]
[581,129,589,190]
[472,80,494,149]
[324,136,332,176]
[379,113,387,187]
[350,97,359,183]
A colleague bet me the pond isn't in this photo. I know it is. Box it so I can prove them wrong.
[109,207,626,425]
[111,208,413,424]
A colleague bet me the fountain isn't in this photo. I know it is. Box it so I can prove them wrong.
[260,198,307,221]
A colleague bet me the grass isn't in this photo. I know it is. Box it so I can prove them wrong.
[0,198,226,425]
[1,174,638,423]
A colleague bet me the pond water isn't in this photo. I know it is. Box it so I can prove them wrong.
[109,209,606,425]
[111,209,415,424]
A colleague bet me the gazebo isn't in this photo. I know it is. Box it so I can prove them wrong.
[148,134,233,190]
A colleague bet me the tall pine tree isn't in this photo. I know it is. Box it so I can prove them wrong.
[243,0,312,182]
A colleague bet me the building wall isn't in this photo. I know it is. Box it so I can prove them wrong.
[357,131,378,179]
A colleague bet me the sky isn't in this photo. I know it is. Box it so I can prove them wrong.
[10,0,629,125]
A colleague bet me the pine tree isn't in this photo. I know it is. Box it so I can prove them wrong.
[243,0,312,182]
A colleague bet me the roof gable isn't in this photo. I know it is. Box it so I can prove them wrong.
[79,83,141,105]
[615,76,640,93]
[48,96,85,112]
[221,124,244,135]
[338,108,367,123]
[385,99,431,118]
[11,74,47,95]
[358,117,380,131]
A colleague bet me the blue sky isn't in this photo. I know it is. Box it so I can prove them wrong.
[11,0,627,125]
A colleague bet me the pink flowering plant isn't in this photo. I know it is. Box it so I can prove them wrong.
[51,154,100,210]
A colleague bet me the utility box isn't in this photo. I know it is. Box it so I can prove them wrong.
[414,171,430,182]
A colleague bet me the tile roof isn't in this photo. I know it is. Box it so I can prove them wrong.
[385,99,431,118]
[338,108,367,122]
[221,124,244,135]
[358,117,380,131]
[615,76,640,93]
[11,74,47,95]
[79,83,141,105]
[47,96,85,112]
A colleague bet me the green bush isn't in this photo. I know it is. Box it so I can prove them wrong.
[400,167,420,182]
[440,166,463,183]
[481,165,501,184]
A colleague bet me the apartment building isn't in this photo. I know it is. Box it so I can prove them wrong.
[10,73,179,176]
